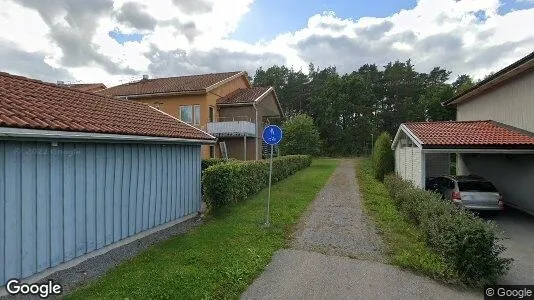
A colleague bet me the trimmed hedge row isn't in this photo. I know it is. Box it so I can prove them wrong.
[384,174,511,287]
[202,155,312,209]
[201,158,237,171]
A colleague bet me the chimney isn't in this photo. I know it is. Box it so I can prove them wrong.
[57,80,65,85]
[142,74,149,80]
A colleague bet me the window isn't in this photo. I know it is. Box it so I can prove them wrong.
[180,105,201,125]
[180,106,192,124]
[180,105,200,126]
[209,145,215,158]
[194,105,201,126]
[208,106,214,122]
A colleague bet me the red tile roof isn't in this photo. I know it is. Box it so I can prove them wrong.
[217,87,271,105]
[403,120,534,148]
[99,71,243,97]
[0,72,215,141]
[66,83,107,93]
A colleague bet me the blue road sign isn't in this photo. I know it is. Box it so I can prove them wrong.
[262,125,283,145]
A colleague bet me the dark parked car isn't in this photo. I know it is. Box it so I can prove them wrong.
[426,175,504,211]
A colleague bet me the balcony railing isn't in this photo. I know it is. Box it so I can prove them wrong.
[207,117,256,137]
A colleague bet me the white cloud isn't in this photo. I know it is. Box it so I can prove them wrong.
[0,0,533,86]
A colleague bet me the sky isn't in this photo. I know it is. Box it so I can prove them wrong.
[0,0,533,86]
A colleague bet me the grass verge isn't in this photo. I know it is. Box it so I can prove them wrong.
[66,159,339,299]
[355,158,455,282]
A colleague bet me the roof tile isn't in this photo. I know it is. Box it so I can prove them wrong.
[99,72,242,97]
[66,83,107,93]
[404,120,534,147]
[0,72,214,141]
[217,87,271,105]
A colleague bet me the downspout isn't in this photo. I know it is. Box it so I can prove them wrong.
[253,102,259,161]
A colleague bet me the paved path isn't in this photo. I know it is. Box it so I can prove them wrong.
[493,208,534,284]
[242,160,479,300]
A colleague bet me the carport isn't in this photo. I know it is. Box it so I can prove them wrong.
[392,120,534,214]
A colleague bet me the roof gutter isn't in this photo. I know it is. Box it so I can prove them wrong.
[0,127,216,145]
[111,90,206,99]
[422,148,534,154]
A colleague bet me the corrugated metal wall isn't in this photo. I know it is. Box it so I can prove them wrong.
[0,140,201,284]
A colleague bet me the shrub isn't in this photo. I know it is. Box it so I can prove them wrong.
[202,155,312,209]
[372,132,394,181]
[280,114,321,156]
[201,158,236,171]
[384,174,511,287]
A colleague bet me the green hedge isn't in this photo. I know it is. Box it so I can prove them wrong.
[202,155,312,209]
[384,175,511,287]
[372,132,394,181]
[201,158,237,171]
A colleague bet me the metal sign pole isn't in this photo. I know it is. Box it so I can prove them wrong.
[266,144,274,226]
[262,124,282,228]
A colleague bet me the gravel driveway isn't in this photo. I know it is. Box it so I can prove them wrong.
[291,159,384,261]
[242,159,479,300]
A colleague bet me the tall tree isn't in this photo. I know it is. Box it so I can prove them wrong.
[251,60,462,156]
[452,74,475,95]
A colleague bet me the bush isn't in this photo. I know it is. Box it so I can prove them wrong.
[280,114,321,156]
[201,158,236,171]
[202,155,312,209]
[372,132,394,181]
[384,174,511,287]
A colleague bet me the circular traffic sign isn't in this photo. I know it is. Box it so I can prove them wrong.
[262,125,283,145]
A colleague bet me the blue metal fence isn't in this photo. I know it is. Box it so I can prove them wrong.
[0,141,201,284]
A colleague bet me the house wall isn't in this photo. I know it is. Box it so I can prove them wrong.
[256,93,280,117]
[218,104,263,160]
[456,71,534,133]
[218,105,255,122]
[0,140,201,284]
[134,75,250,159]
[458,153,534,215]
[220,137,256,160]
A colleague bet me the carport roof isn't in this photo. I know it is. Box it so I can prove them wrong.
[396,120,534,149]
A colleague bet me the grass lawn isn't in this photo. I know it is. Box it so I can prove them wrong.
[355,158,454,282]
[66,158,339,299]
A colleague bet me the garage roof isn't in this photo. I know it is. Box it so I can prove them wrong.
[0,72,215,142]
[394,120,534,149]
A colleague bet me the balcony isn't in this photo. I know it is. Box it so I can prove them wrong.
[207,116,256,137]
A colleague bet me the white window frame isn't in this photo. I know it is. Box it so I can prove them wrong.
[180,105,193,124]
[209,145,215,158]
[193,105,201,126]
[208,106,214,122]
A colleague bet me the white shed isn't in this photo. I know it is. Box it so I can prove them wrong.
[392,120,534,191]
